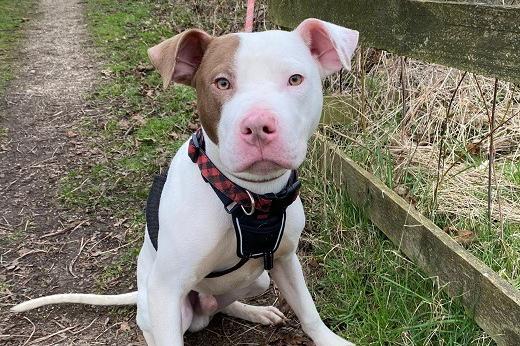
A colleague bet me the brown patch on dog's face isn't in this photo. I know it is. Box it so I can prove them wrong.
[193,34,239,144]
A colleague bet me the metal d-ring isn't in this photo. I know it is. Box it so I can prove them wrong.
[241,190,256,216]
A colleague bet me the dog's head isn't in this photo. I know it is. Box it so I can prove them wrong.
[149,19,358,182]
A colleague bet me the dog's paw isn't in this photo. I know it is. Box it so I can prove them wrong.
[243,305,286,325]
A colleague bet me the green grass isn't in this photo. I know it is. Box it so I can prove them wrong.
[59,0,200,287]
[301,153,491,344]
[503,160,520,185]
[77,0,499,343]
[327,118,520,291]
[0,0,36,97]
[0,279,9,295]
[0,219,29,248]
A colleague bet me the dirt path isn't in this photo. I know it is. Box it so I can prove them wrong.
[0,1,310,345]
[0,0,143,344]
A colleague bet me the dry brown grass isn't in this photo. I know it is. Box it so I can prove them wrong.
[327,48,520,220]
[323,47,520,286]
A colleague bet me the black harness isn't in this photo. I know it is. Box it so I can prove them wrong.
[146,130,301,278]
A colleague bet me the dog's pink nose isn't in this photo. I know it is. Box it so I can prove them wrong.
[240,111,278,145]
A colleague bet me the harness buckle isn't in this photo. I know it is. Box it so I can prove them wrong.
[240,190,256,216]
[191,132,201,148]
[224,201,238,214]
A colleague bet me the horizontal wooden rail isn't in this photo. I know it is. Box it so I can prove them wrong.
[312,134,520,345]
[269,0,520,84]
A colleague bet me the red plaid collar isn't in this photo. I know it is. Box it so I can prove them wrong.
[188,129,300,216]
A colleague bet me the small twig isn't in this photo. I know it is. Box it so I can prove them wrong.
[41,220,87,239]
[28,326,76,345]
[90,237,140,257]
[67,177,89,195]
[22,317,36,346]
[473,75,491,121]
[433,72,467,213]
[70,318,98,335]
[14,249,47,262]
[487,79,498,232]
[438,109,520,181]
[400,57,409,122]
[94,322,122,341]
[493,161,504,239]
[68,237,89,278]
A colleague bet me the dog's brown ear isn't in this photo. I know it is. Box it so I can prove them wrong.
[148,29,213,88]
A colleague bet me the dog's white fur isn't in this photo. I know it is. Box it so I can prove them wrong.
[12,19,359,346]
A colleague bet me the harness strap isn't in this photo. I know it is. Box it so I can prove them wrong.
[188,129,300,215]
[146,173,245,279]
[146,129,301,279]
[205,258,250,278]
[145,174,167,251]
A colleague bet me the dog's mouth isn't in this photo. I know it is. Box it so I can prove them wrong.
[229,160,288,183]
[235,158,295,173]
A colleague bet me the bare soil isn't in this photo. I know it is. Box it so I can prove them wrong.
[0,1,311,345]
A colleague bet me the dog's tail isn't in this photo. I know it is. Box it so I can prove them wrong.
[10,291,137,312]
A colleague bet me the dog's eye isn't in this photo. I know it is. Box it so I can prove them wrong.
[215,77,231,90]
[288,74,303,86]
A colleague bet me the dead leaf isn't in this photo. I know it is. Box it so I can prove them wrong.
[65,130,78,138]
[114,218,128,227]
[188,122,199,131]
[119,321,131,332]
[394,185,409,197]
[130,115,146,126]
[454,229,476,245]
[135,63,154,72]
[445,226,476,246]
[118,119,130,130]
[467,141,483,155]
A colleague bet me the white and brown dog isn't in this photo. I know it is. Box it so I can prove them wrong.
[12,18,359,346]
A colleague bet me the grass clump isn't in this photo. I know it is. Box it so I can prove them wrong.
[300,148,492,344]
[0,0,36,97]
[323,49,520,290]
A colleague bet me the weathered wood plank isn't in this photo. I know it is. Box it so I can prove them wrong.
[269,0,520,84]
[312,134,520,345]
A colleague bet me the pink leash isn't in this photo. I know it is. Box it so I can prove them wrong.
[244,0,256,32]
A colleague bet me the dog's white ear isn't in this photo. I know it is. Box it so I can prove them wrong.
[148,29,213,88]
[295,18,359,77]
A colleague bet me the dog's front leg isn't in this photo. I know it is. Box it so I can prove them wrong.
[271,253,354,346]
[147,260,194,346]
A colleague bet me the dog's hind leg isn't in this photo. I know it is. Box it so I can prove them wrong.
[136,234,194,343]
[187,292,217,332]
[189,271,285,332]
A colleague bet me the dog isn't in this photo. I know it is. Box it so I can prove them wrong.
[12,18,359,346]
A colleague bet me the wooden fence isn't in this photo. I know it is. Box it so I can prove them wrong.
[270,0,520,85]
[269,1,520,345]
